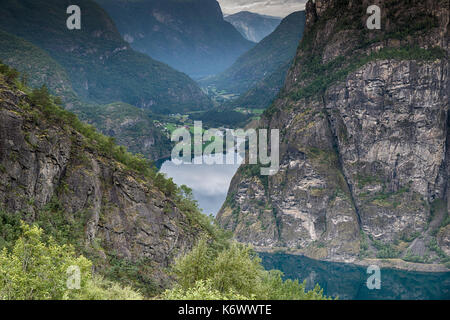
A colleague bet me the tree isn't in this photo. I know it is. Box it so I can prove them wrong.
[30,85,52,107]
[0,223,143,300]
[161,279,251,300]
[0,223,91,300]
[164,239,331,300]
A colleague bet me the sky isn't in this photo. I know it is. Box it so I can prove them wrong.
[217,0,307,18]
[160,153,244,216]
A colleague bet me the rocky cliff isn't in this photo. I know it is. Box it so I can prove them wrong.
[217,0,450,268]
[0,69,208,291]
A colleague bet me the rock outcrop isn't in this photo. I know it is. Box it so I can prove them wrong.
[0,73,204,288]
[217,0,449,267]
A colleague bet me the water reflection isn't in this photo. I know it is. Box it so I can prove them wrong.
[159,152,243,216]
[259,252,450,300]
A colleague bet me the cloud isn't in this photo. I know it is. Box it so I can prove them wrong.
[160,153,243,215]
[218,0,307,17]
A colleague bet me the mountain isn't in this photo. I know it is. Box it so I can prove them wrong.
[0,30,172,161]
[0,0,211,113]
[229,60,292,109]
[224,11,282,43]
[0,64,330,300]
[0,30,75,101]
[203,11,306,108]
[95,0,254,78]
[217,0,450,269]
[0,64,213,294]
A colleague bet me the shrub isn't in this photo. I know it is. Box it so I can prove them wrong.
[372,239,399,259]
[162,279,250,300]
[0,223,142,300]
[163,239,331,300]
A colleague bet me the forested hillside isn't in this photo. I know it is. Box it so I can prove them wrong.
[0,29,172,161]
[95,0,254,77]
[0,0,211,113]
[224,11,281,43]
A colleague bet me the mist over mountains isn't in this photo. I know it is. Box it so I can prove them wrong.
[0,0,211,113]
[95,0,255,78]
[224,11,282,42]
[218,0,307,17]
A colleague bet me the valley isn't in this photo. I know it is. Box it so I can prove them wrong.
[0,0,448,302]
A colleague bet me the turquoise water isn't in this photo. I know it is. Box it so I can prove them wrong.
[259,252,450,300]
[157,154,450,300]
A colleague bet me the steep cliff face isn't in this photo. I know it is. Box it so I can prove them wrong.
[0,72,205,289]
[217,0,449,266]
[204,11,306,100]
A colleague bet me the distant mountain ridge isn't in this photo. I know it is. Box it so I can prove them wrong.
[204,11,306,109]
[224,11,282,43]
[0,0,211,114]
[95,0,254,77]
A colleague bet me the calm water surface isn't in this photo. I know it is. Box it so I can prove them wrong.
[159,152,243,215]
[159,154,450,300]
[260,252,450,300]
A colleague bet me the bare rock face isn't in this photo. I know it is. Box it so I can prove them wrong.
[326,59,448,241]
[0,79,202,285]
[217,0,449,266]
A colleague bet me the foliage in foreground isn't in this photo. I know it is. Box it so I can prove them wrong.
[0,223,142,300]
[161,279,250,300]
[162,239,330,300]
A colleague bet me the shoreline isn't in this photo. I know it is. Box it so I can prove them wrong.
[255,247,450,273]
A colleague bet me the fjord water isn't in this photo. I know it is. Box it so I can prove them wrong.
[160,155,450,299]
[259,253,450,300]
[159,151,243,216]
